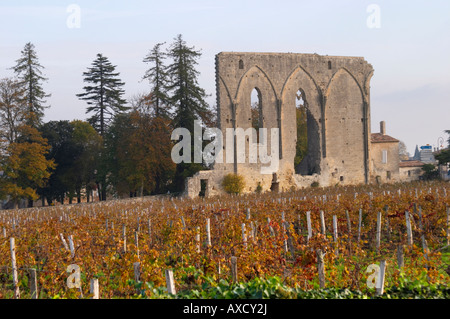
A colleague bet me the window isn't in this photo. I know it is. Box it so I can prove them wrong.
[386,171,391,180]
[381,150,387,164]
[340,176,344,182]
[251,88,262,143]
[239,59,244,69]
[328,61,332,69]
[295,89,308,174]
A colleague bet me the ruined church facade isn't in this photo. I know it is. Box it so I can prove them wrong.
[184,52,376,197]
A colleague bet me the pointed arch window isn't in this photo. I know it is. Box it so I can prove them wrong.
[251,88,263,144]
[295,89,308,173]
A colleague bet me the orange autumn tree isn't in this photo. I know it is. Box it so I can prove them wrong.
[0,123,55,208]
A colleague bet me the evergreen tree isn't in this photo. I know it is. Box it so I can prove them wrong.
[76,53,128,137]
[143,42,171,118]
[166,34,213,192]
[11,42,50,127]
[166,34,212,132]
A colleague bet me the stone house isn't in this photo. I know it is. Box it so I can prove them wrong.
[369,121,400,183]
[398,160,424,182]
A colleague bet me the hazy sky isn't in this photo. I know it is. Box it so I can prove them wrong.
[0,0,449,155]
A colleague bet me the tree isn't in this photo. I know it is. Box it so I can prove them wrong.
[143,42,171,118]
[166,34,213,132]
[77,53,128,201]
[38,120,101,205]
[11,42,50,127]
[421,163,438,180]
[68,120,102,203]
[105,110,175,197]
[0,77,27,148]
[166,34,213,192]
[0,124,55,208]
[76,53,128,137]
[398,140,410,161]
[436,130,450,165]
[38,120,76,205]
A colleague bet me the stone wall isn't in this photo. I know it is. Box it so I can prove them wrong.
[184,52,374,198]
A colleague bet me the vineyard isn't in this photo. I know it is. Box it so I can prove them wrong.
[0,181,449,299]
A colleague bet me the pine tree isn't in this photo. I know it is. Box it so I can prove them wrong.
[143,42,171,118]
[166,34,212,132]
[76,53,128,137]
[166,34,213,192]
[11,42,50,127]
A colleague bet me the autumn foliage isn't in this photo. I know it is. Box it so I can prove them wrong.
[0,181,449,298]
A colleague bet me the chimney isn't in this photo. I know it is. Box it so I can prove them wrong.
[380,121,386,135]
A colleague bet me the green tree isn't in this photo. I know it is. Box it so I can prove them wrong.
[11,42,50,127]
[77,53,128,201]
[421,163,438,180]
[166,34,212,132]
[68,120,102,203]
[166,34,213,192]
[76,53,128,137]
[143,42,171,118]
[38,120,102,205]
[105,111,175,197]
[38,120,75,205]
[436,130,450,165]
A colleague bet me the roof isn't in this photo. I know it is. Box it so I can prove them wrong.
[399,160,424,168]
[371,133,399,143]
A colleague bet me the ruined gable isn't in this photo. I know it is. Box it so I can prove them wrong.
[183,52,375,198]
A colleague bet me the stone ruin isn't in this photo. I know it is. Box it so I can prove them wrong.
[183,51,377,198]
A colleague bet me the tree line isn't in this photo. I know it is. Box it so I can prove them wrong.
[0,35,213,208]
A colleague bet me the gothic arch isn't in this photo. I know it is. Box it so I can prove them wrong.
[280,65,323,174]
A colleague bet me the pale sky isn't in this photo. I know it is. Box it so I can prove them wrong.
[0,0,449,155]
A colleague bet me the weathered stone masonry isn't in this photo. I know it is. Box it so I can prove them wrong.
[184,52,375,198]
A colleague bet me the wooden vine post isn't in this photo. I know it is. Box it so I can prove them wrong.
[230,256,238,283]
[376,211,382,252]
[90,278,99,299]
[29,268,38,299]
[316,249,325,289]
[306,211,312,242]
[68,235,75,259]
[122,225,127,253]
[358,208,362,243]
[320,211,326,236]
[405,211,413,248]
[10,237,20,299]
[165,269,176,295]
[206,218,211,247]
[376,260,387,296]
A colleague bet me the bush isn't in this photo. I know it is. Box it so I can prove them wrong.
[221,173,245,194]
[311,181,319,188]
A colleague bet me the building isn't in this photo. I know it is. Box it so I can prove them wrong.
[399,160,425,182]
[183,51,375,198]
[419,145,435,163]
[369,121,400,183]
[181,52,422,198]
